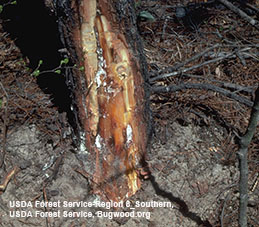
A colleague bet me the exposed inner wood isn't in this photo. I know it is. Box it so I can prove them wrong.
[76,0,147,201]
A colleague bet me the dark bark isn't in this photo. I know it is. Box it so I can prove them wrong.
[49,0,150,201]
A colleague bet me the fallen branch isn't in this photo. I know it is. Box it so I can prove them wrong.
[217,81,257,93]
[152,83,254,107]
[237,86,259,227]
[217,0,259,30]
[246,3,259,14]
[150,55,231,82]
[204,50,258,61]
[150,44,256,82]
[150,47,251,82]
[152,44,219,78]
[181,74,257,93]
[0,166,19,192]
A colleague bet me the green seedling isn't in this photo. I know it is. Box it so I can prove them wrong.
[139,11,155,22]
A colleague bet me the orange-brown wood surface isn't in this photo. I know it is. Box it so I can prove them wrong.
[70,0,147,201]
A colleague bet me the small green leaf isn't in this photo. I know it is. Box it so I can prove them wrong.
[0,98,2,108]
[79,66,84,71]
[32,70,40,76]
[55,69,61,74]
[0,5,3,13]
[11,1,17,5]
[139,11,155,22]
[39,59,43,65]
[63,58,69,64]
[61,58,69,65]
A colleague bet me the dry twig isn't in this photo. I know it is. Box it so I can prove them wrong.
[150,47,251,82]
[237,87,259,227]
[246,3,259,14]
[152,44,219,78]
[179,74,257,93]
[152,83,254,107]
[217,0,259,30]
[0,166,19,192]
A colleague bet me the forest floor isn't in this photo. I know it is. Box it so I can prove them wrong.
[0,0,258,226]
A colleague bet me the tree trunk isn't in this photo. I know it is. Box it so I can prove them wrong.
[49,0,150,201]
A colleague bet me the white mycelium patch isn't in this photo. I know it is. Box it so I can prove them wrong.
[78,132,88,155]
[126,124,133,145]
[95,40,107,88]
[95,59,107,88]
[95,134,102,150]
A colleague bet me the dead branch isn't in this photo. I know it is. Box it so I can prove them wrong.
[152,44,219,77]
[237,86,259,227]
[246,3,259,14]
[150,54,230,82]
[0,166,19,192]
[181,74,257,93]
[150,47,251,82]
[204,50,258,61]
[217,0,259,30]
[152,83,254,107]
[216,81,257,93]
